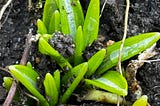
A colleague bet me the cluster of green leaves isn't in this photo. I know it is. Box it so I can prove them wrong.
[3,0,160,106]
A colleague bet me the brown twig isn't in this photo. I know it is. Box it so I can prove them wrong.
[3,29,33,106]
[20,30,32,65]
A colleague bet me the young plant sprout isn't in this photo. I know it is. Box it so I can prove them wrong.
[3,0,160,106]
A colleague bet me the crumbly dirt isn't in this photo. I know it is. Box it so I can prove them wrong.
[0,0,160,105]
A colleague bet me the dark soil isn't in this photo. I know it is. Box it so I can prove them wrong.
[0,0,160,105]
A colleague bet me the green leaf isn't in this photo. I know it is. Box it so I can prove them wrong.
[43,0,58,30]
[48,10,61,34]
[37,19,47,34]
[61,62,88,103]
[71,0,84,27]
[85,71,128,96]
[26,62,33,69]
[55,0,59,7]
[9,65,49,106]
[132,95,148,106]
[74,26,84,65]
[44,73,58,106]
[59,0,83,39]
[97,32,160,74]
[83,0,100,47]
[59,0,76,38]
[10,65,38,87]
[38,37,72,70]
[41,34,53,41]
[86,49,106,77]
[53,70,60,92]
[3,77,13,91]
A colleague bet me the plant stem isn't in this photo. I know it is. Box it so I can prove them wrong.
[118,0,130,75]
[117,0,130,106]
[3,29,33,106]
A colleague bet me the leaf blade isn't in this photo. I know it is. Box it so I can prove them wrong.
[43,0,58,30]
[37,19,47,34]
[38,37,72,70]
[74,26,84,65]
[97,32,160,74]
[85,71,128,96]
[86,49,106,77]
[44,73,58,106]
[48,10,61,34]
[61,62,88,103]
[59,0,76,38]
[53,70,60,92]
[9,65,49,106]
[132,95,148,106]
[83,0,100,47]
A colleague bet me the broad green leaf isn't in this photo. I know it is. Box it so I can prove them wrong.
[71,0,84,27]
[53,70,60,92]
[44,73,58,106]
[132,95,148,106]
[85,71,128,96]
[86,49,106,77]
[61,62,88,103]
[59,0,83,39]
[97,32,160,74]
[83,0,100,47]
[9,65,49,106]
[38,37,72,70]
[74,26,84,65]
[3,77,13,91]
[37,19,47,34]
[59,0,76,38]
[43,0,58,30]
[9,65,38,88]
[48,10,61,34]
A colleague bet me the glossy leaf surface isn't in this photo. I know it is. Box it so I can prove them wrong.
[86,49,106,77]
[97,32,160,74]
[53,70,60,92]
[9,65,49,106]
[37,19,47,34]
[48,10,61,34]
[132,95,148,106]
[38,37,72,70]
[71,0,84,27]
[74,26,84,65]
[83,0,99,47]
[44,73,58,106]
[61,62,88,103]
[85,71,128,96]
[43,0,58,30]
[59,0,76,38]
